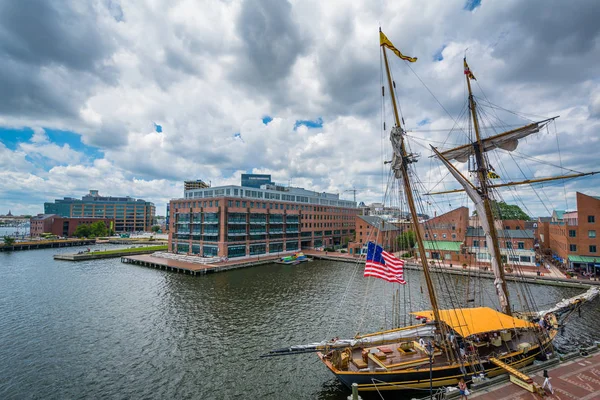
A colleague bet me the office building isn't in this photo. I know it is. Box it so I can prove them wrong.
[168,182,358,258]
[44,190,155,232]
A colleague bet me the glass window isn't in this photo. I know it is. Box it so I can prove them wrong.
[569,229,576,237]
[569,244,577,251]
[517,242,524,249]
[590,245,597,253]
[519,256,530,263]
[473,240,479,247]
[589,230,596,238]
[589,215,595,223]
[506,241,513,249]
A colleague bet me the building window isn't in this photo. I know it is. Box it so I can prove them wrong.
[424,233,429,239]
[473,240,479,247]
[590,245,597,253]
[451,233,457,239]
[442,234,446,238]
[569,244,577,252]
[589,230,596,238]
[589,215,595,223]
[506,241,513,249]
[569,230,576,237]
[517,242,524,249]
[519,256,530,263]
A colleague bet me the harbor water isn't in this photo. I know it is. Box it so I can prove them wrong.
[0,245,598,399]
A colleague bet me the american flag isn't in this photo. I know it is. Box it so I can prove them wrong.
[364,242,406,284]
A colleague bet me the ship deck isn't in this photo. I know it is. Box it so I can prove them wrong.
[343,327,552,373]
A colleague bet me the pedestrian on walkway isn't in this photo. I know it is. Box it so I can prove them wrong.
[458,377,469,399]
[542,369,553,394]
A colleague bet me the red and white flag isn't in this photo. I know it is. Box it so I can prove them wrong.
[364,242,406,284]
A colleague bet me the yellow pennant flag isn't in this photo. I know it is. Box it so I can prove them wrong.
[380,31,417,62]
[487,171,500,179]
[464,58,476,80]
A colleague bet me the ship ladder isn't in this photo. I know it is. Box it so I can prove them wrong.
[489,357,543,395]
[465,353,485,378]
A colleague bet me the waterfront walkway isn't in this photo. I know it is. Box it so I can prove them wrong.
[120,250,598,287]
[471,351,600,399]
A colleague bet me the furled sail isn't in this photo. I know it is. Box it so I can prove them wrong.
[261,325,435,357]
[430,146,510,313]
[439,118,556,163]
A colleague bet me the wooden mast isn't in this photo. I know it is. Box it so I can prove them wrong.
[465,58,512,316]
[381,37,442,324]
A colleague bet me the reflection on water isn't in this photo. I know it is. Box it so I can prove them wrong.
[0,248,597,399]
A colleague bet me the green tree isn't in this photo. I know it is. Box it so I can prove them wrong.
[397,230,416,251]
[3,236,15,246]
[74,224,92,238]
[472,201,530,221]
[89,221,108,237]
[151,225,161,233]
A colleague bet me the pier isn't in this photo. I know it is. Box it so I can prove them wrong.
[54,245,167,261]
[0,239,96,252]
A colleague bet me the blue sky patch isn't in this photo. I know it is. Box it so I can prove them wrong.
[154,123,163,133]
[433,45,446,61]
[417,118,431,127]
[294,117,323,130]
[0,126,103,161]
[262,115,273,125]
[464,0,482,11]
[233,132,245,143]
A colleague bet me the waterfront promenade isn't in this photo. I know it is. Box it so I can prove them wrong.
[121,249,599,288]
[471,350,600,399]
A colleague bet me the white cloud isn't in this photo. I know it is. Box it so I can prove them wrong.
[18,128,83,165]
[0,0,599,217]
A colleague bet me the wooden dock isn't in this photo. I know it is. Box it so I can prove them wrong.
[121,253,286,275]
[0,239,96,252]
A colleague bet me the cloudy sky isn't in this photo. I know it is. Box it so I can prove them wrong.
[0,0,599,217]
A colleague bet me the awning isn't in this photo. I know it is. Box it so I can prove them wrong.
[569,255,600,264]
[411,307,535,337]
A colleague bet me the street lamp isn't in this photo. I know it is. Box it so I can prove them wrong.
[425,341,434,399]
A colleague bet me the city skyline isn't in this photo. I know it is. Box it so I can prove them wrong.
[1,0,599,217]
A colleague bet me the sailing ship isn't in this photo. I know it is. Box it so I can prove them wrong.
[262,29,599,393]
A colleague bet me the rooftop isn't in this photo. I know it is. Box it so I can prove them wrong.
[358,215,402,232]
[415,240,462,252]
[466,227,534,239]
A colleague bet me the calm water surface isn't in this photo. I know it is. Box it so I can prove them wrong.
[0,246,598,399]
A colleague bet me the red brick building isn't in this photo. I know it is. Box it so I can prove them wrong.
[169,184,358,258]
[348,215,404,254]
[538,193,600,273]
[30,214,113,237]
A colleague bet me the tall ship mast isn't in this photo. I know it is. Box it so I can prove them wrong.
[262,30,599,394]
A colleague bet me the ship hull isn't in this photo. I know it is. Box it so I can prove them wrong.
[320,345,545,391]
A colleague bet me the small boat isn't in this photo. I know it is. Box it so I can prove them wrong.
[275,252,310,265]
